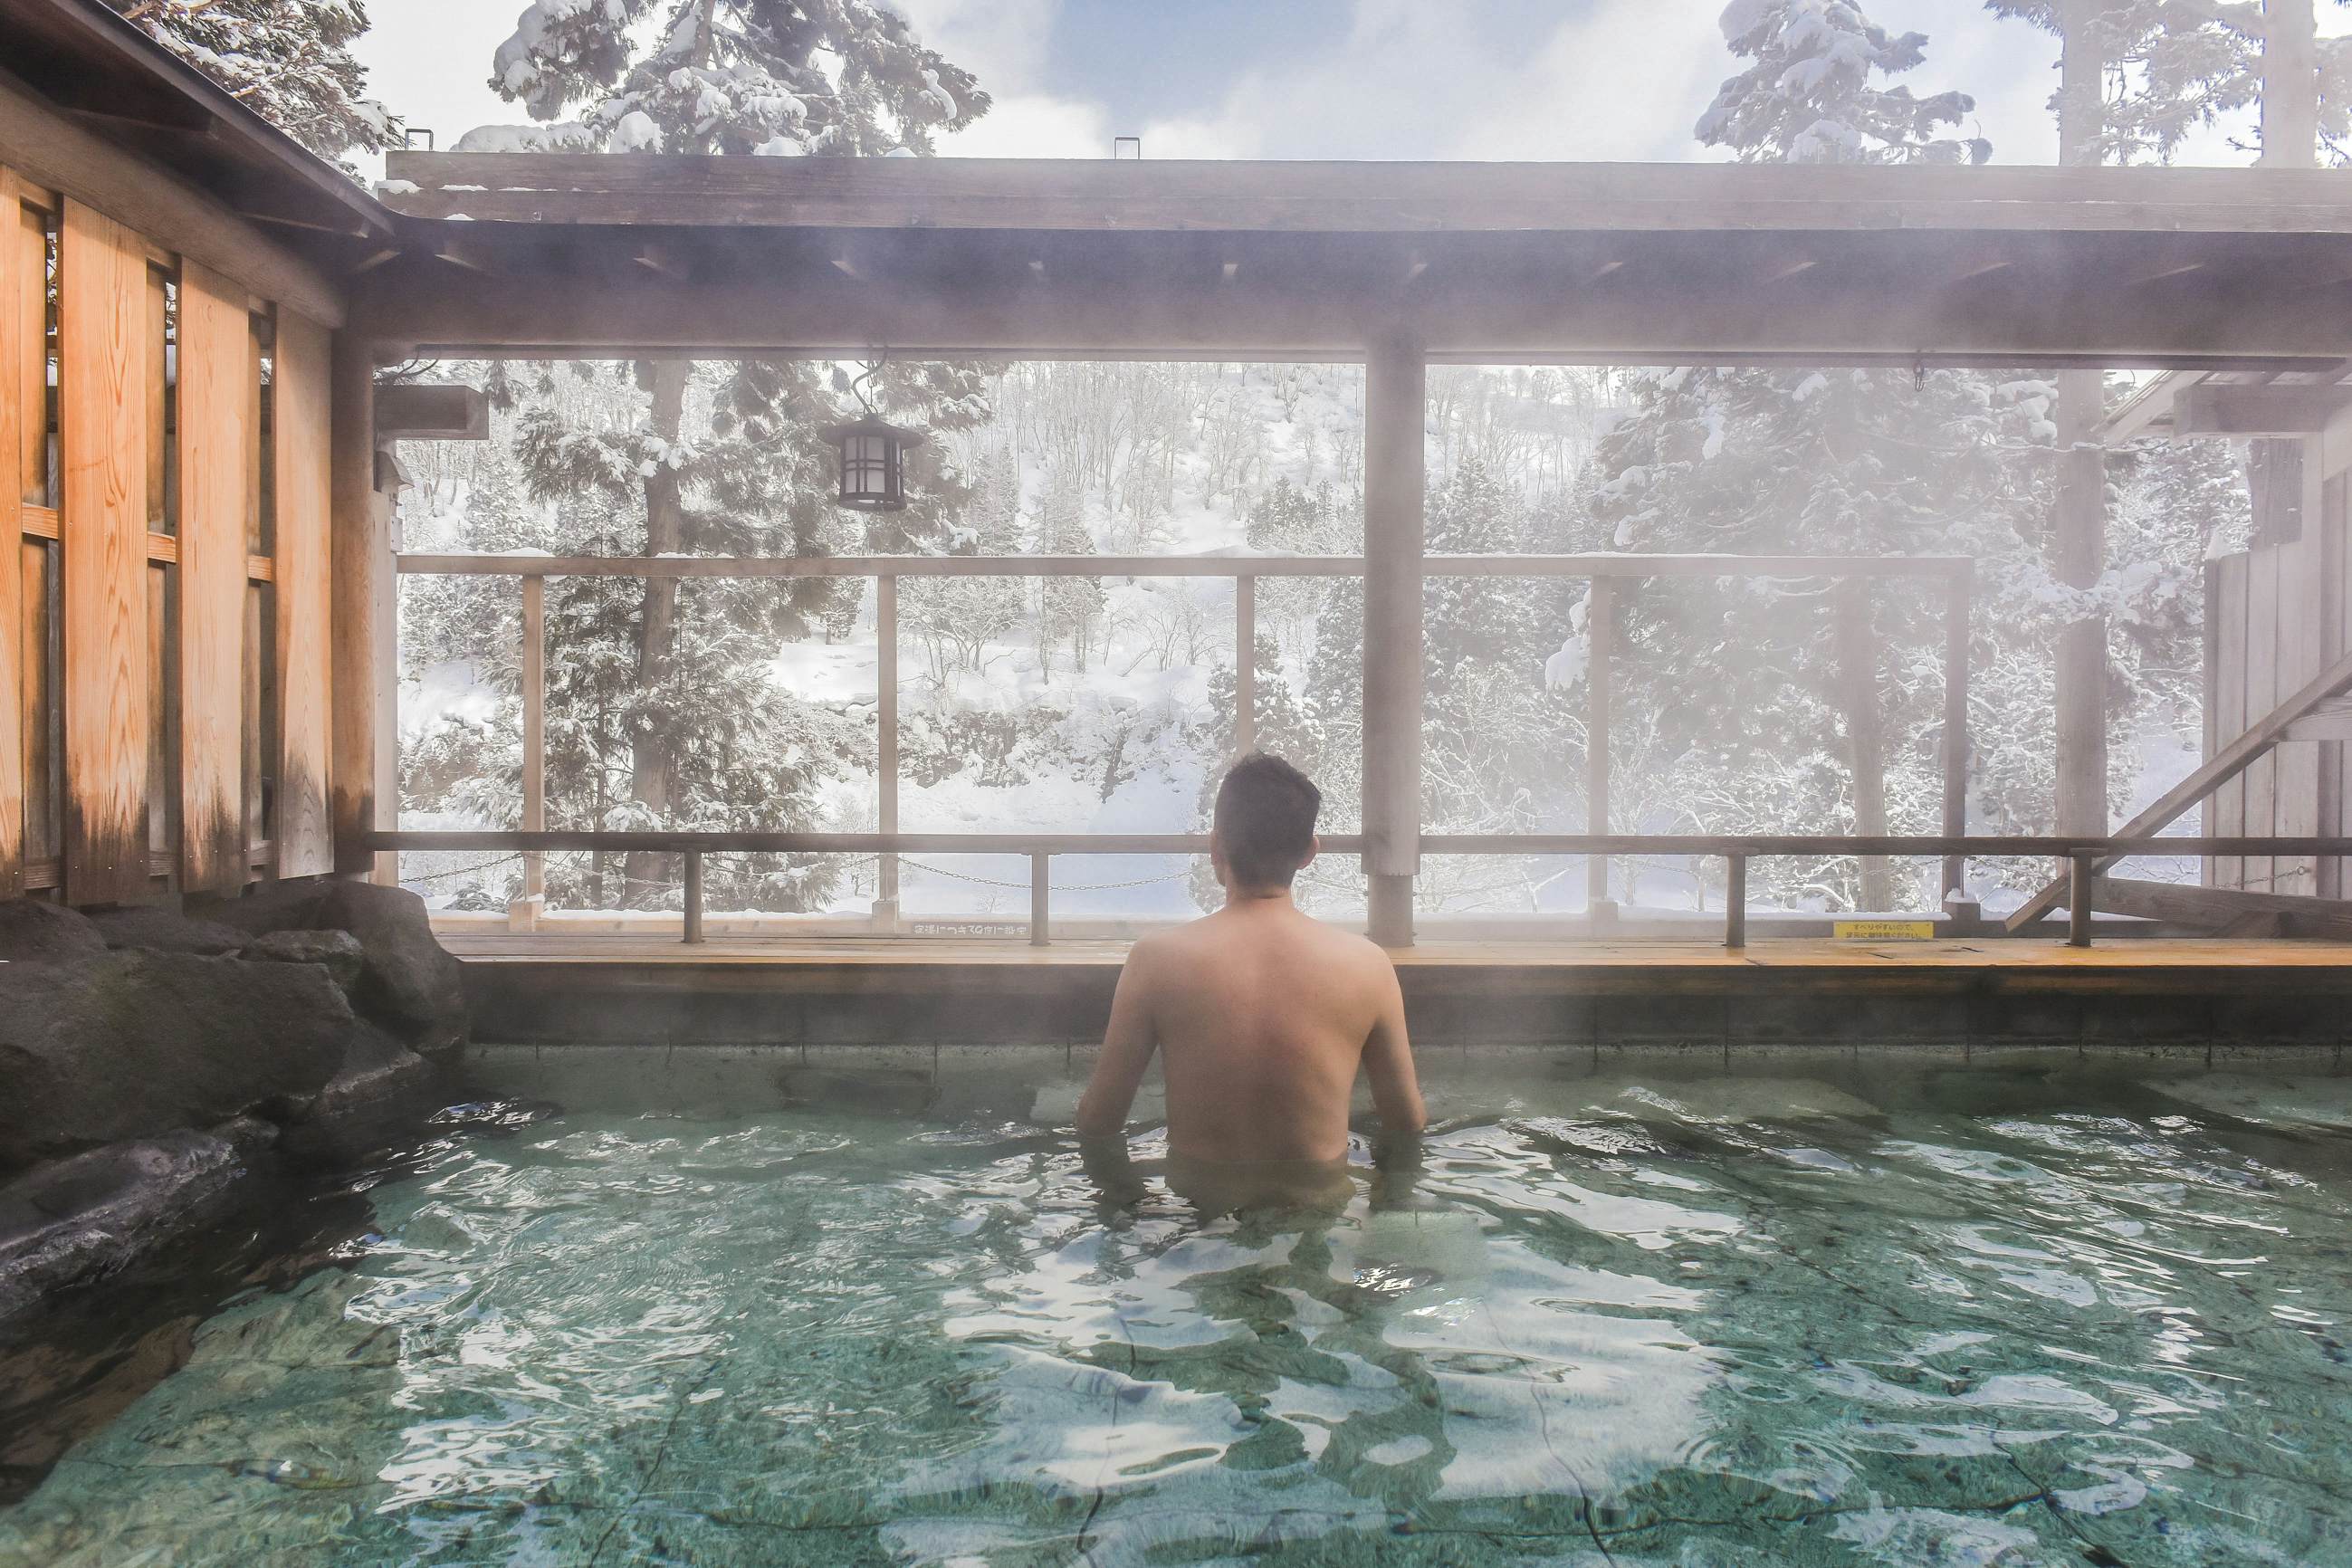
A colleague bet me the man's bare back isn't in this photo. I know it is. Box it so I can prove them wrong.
[1075,755,1425,1166]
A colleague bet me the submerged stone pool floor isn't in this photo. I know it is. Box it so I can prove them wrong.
[3,1045,2350,1565]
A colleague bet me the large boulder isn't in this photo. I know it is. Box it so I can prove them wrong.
[0,1130,241,1319]
[90,904,250,956]
[242,928,367,991]
[214,881,466,1056]
[0,952,353,1170]
[0,899,106,966]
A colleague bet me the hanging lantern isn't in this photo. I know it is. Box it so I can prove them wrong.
[823,415,923,512]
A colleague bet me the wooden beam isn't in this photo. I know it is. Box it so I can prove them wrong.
[351,230,2352,366]
[2005,638,2352,929]
[176,259,250,893]
[272,308,333,877]
[0,68,342,327]
[2092,875,2352,938]
[374,381,489,441]
[329,331,383,877]
[58,198,150,904]
[378,152,2352,235]
[2176,380,2352,436]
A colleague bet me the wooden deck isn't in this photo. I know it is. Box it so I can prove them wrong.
[440,933,2352,1048]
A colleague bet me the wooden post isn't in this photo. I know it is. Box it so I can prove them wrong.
[1834,579,1890,911]
[1586,578,1615,920]
[1029,851,1049,947]
[1724,853,1746,950]
[2068,851,2096,948]
[328,330,383,878]
[875,574,899,930]
[509,572,544,931]
[1234,572,1256,758]
[2054,0,2108,844]
[682,847,703,943]
[1363,335,1423,948]
[1942,569,1973,908]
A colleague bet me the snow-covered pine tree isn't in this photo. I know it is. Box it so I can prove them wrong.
[109,0,394,172]
[1578,2,2024,913]
[466,1,994,910]
[1698,0,1990,164]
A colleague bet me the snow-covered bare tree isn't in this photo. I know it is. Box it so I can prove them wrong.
[109,0,394,172]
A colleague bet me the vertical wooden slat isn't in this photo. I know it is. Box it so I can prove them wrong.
[58,198,150,904]
[2243,546,2280,891]
[272,309,331,876]
[0,169,26,894]
[175,262,250,892]
[2213,554,2248,890]
[2320,472,2347,898]
[24,541,55,867]
[1941,570,1972,904]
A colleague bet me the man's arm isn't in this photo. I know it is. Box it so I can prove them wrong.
[1362,956,1426,1134]
[1076,943,1158,1140]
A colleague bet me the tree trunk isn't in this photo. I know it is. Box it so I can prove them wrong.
[626,358,688,905]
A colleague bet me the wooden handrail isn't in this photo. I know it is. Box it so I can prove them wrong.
[393,551,1974,580]
[378,827,2352,951]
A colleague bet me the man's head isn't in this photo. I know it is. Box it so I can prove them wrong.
[1210,751,1322,894]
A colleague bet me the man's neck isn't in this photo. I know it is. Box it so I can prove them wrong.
[1223,884,1296,911]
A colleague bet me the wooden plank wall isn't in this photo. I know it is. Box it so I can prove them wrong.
[1,158,339,906]
[2204,445,2349,894]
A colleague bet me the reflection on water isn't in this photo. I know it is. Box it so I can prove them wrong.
[4,1049,2352,1564]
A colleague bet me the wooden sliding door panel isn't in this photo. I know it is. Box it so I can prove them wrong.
[272,308,331,876]
[175,261,251,891]
[57,199,150,904]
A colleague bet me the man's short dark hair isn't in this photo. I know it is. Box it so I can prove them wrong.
[1213,752,1322,888]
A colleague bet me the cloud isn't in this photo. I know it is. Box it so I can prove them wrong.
[950,92,1115,158]
[1015,0,1736,164]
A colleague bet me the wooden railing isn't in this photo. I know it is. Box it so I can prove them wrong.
[369,826,2352,950]
[393,549,1978,939]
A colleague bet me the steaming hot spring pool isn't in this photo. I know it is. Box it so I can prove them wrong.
[4,1045,2351,1566]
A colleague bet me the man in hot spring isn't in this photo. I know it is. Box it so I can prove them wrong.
[1076,751,1427,1211]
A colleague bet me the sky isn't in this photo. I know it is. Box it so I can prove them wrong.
[351,0,2276,179]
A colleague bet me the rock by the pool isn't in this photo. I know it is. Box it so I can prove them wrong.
[88,904,250,956]
[0,900,106,966]
[241,927,368,991]
[0,1130,241,1318]
[213,882,466,1056]
[0,951,352,1170]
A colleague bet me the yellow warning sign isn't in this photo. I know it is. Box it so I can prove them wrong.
[1833,920,1936,940]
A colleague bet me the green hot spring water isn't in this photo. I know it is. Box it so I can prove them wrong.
[4,1045,2351,1566]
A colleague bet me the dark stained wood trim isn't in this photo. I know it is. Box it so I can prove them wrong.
[0,68,343,326]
